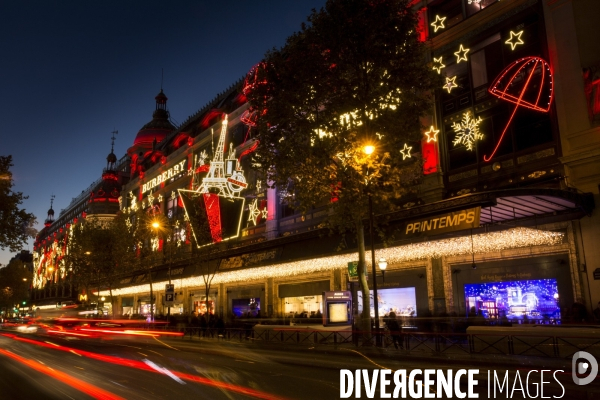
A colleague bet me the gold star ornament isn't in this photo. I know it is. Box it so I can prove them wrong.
[424,126,439,143]
[400,143,413,160]
[430,15,446,32]
[432,57,445,74]
[443,76,458,93]
[454,44,470,63]
[505,30,524,50]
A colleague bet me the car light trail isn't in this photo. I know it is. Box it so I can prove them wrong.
[0,348,125,400]
[0,333,286,400]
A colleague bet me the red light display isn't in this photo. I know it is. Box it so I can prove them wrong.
[484,56,554,162]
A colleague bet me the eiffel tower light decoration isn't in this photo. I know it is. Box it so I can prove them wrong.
[195,114,247,196]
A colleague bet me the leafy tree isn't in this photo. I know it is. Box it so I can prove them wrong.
[0,156,37,252]
[64,217,105,308]
[187,194,223,318]
[247,0,439,334]
[64,216,135,315]
[0,257,30,313]
[128,207,171,321]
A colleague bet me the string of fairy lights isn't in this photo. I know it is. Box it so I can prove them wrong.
[97,227,563,297]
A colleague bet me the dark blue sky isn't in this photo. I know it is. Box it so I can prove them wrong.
[0,0,326,265]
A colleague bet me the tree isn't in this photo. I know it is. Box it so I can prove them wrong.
[0,257,30,314]
[64,218,104,308]
[0,156,37,252]
[63,216,130,315]
[128,207,171,321]
[247,0,439,334]
[180,191,226,317]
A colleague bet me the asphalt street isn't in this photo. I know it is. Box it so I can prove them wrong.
[0,331,598,399]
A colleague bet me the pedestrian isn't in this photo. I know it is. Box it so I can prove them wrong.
[385,312,403,349]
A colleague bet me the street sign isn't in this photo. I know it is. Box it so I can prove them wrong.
[347,261,367,282]
[165,284,175,306]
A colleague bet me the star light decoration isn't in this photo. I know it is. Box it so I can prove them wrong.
[248,199,262,225]
[98,227,563,296]
[424,126,439,143]
[432,57,445,74]
[443,76,458,93]
[454,44,470,63]
[430,15,446,32]
[452,112,484,151]
[129,192,137,211]
[147,192,154,204]
[505,30,524,51]
[400,143,412,160]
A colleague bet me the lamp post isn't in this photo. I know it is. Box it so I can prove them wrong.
[368,192,382,346]
[152,220,173,322]
[364,144,383,346]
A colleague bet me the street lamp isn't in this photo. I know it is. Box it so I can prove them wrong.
[378,258,387,283]
[364,144,382,346]
[152,220,174,322]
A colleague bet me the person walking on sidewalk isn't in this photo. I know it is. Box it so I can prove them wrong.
[385,312,403,349]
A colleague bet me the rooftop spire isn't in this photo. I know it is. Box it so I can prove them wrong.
[44,195,55,227]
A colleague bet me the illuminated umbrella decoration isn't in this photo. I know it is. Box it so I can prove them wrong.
[484,56,554,162]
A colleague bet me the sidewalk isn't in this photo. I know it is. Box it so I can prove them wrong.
[164,329,574,372]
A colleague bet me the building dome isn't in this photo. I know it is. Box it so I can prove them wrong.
[129,89,176,150]
[106,151,117,164]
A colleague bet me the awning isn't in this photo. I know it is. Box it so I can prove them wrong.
[386,188,593,227]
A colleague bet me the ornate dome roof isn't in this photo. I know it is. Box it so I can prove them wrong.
[89,170,121,205]
[130,90,175,150]
[106,151,117,164]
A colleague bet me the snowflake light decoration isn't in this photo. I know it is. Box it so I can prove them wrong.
[452,112,483,151]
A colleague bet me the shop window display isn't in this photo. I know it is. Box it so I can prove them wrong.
[283,295,322,318]
[464,279,560,322]
[232,298,261,318]
[357,287,418,319]
[194,300,214,315]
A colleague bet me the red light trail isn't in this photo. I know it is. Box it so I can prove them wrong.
[0,333,285,400]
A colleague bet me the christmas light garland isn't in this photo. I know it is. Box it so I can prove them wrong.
[98,227,563,296]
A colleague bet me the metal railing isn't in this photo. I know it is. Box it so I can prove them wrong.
[170,326,600,360]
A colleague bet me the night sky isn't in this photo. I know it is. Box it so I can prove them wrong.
[0,0,327,266]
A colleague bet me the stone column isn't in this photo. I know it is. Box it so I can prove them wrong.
[430,257,447,315]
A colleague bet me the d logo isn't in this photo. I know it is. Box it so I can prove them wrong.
[572,351,598,385]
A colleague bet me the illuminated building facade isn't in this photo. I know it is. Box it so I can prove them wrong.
[31,147,129,306]
[93,0,599,324]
